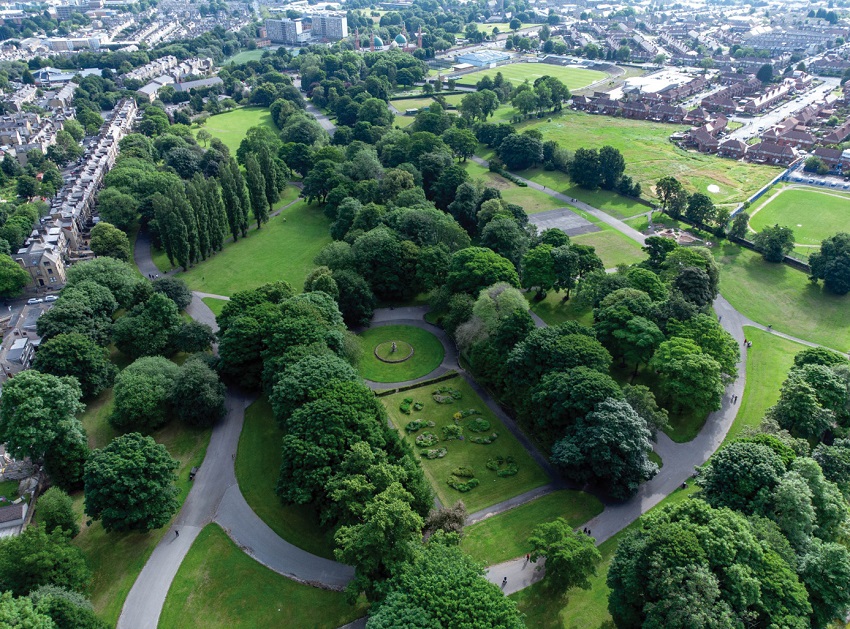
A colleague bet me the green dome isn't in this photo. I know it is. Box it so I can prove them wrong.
[394,33,407,44]
[373,35,384,47]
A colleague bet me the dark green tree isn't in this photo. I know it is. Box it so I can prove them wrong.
[32,333,117,398]
[0,525,90,596]
[170,358,226,428]
[36,487,79,537]
[753,224,795,262]
[109,356,180,431]
[528,518,601,593]
[84,432,179,533]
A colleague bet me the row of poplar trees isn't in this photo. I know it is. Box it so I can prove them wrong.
[153,144,287,270]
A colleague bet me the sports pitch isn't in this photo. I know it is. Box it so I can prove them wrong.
[749,185,850,246]
[459,62,607,91]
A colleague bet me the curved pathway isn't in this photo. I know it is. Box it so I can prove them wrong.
[121,101,837,626]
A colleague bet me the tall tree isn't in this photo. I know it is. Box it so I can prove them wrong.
[0,370,85,463]
[753,224,795,262]
[809,232,850,295]
[528,518,601,593]
[84,432,179,533]
[0,526,90,596]
[32,333,117,398]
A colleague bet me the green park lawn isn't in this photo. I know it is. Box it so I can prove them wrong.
[224,49,269,65]
[572,225,646,268]
[461,490,603,565]
[382,376,549,513]
[152,185,302,274]
[749,185,850,246]
[492,110,780,207]
[193,107,277,155]
[177,201,331,297]
[71,352,211,625]
[717,243,850,351]
[73,405,210,625]
[358,325,445,383]
[461,159,567,214]
[235,397,336,559]
[517,167,651,220]
[389,97,435,111]
[527,292,594,327]
[725,326,804,444]
[459,62,604,92]
[201,297,227,317]
[159,524,366,629]
[511,484,698,628]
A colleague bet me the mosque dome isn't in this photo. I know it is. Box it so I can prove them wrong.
[394,33,407,45]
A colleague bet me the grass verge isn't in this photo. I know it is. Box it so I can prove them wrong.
[462,490,603,565]
[358,325,445,383]
[160,523,367,629]
[235,396,336,560]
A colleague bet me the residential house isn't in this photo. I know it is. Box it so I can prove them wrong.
[748,141,797,166]
[822,119,850,145]
[651,103,687,123]
[812,147,842,171]
[7,338,33,368]
[0,502,26,538]
[718,138,748,159]
[622,101,650,120]
[689,126,720,153]
[777,129,815,150]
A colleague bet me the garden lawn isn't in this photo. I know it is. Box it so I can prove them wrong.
[520,167,650,219]
[716,243,850,351]
[235,397,336,559]
[201,297,228,317]
[358,325,445,383]
[526,292,593,327]
[461,159,566,214]
[224,49,268,65]
[499,110,781,206]
[462,490,603,565]
[572,225,646,268]
[179,201,331,297]
[389,97,435,111]
[460,62,603,92]
[72,417,210,625]
[381,376,549,512]
[193,107,276,155]
[725,326,803,444]
[159,524,366,629]
[749,185,850,246]
[511,484,698,629]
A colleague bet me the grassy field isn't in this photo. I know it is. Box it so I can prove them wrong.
[572,225,646,268]
[153,186,303,275]
[175,201,330,297]
[460,63,604,92]
[716,243,850,350]
[490,110,780,207]
[511,484,698,628]
[382,375,549,512]
[73,410,210,625]
[749,185,850,246]
[201,297,227,317]
[160,524,366,629]
[358,325,445,383]
[193,107,277,155]
[224,49,269,65]
[725,326,802,444]
[527,292,594,327]
[235,397,336,559]
[461,159,568,214]
[517,167,651,219]
[462,490,603,565]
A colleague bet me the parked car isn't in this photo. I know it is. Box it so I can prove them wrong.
[26,298,43,305]
[44,295,58,302]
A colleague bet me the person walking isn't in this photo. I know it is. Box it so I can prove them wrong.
[502,577,507,587]
[175,530,179,538]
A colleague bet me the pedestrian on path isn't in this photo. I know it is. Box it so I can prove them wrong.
[175,530,179,538]
[502,577,507,588]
